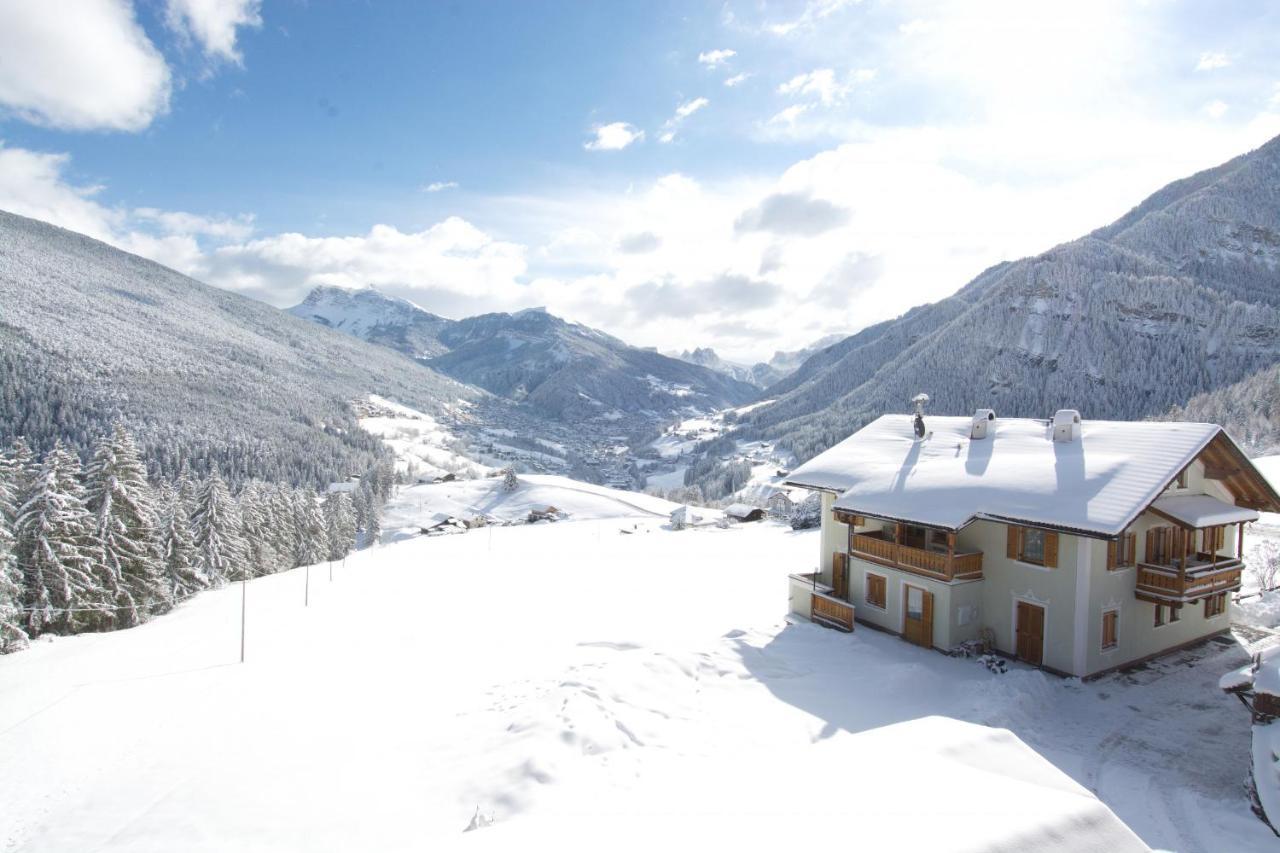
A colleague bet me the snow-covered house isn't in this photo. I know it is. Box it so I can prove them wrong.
[724,503,765,523]
[785,409,1280,678]
[765,487,805,519]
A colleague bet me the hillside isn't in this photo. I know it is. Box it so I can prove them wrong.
[0,210,477,486]
[748,135,1280,462]
[1164,362,1280,455]
[289,287,760,422]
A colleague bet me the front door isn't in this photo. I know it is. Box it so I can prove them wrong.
[903,584,933,648]
[1015,601,1045,666]
[832,552,849,600]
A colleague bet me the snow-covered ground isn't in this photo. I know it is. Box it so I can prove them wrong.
[2,502,1278,851]
[357,395,489,481]
[381,473,701,541]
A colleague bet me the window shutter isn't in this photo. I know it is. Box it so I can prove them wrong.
[1106,541,1117,571]
[1006,525,1019,559]
[1043,532,1059,568]
[1126,533,1136,565]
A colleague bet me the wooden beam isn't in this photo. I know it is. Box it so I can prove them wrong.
[1203,465,1241,480]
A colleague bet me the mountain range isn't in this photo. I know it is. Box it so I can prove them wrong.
[743,133,1280,462]
[289,286,759,422]
[670,338,842,389]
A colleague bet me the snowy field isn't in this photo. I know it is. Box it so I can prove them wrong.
[356,394,489,481]
[3,499,1279,851]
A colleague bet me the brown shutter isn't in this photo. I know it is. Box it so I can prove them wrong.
[1106,541,1117,571]
[1006,525,1019,559]
[1043,531,1059,568]
[1126,533,1136,566]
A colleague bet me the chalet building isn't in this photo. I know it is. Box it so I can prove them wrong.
[784,409,1280,678]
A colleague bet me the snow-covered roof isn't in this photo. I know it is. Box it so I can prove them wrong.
[1152,494,1258,528]
[724,503,762,518]
[786,414,1229,536]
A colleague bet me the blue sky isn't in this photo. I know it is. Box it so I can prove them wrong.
[2,1,1280,361]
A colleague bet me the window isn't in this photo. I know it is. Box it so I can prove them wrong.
[1205,592,1227,618]
[1153,604,1165,627]
[1007,525,1059,567]
[1108,532,1137,570]
[1170,606,1180,623]
[1174,469,1187,489]
[1102,610,1119,651]
[865,573,886,609]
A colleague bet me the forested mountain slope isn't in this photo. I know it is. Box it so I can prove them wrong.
[748,134,1280,462]
[289,288,760,422]
[1163,362,1280,455]
[0,210,477,487]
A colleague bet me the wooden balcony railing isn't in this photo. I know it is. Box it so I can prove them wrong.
[850,532,983,582]
[811,591,854,632]
[1135,556,1243,603]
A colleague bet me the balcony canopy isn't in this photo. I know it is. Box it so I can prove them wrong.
[1151,494,1259,528]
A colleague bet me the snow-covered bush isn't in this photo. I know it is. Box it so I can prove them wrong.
[1250,539,1280,593]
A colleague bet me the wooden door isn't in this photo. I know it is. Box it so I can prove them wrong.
[903,584,933,648]
[1015,601,1045,666]
[832,552,849,600]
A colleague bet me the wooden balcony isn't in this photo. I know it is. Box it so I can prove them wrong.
[788,572,854,632]
[1135,554,1244,604]
[850,531,984,582]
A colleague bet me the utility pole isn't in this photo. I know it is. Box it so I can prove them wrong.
[240,568,247,663]
[305,563,310,607]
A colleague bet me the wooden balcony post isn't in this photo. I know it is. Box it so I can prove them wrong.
[1238,522,1245,560]
[946,532,956,580]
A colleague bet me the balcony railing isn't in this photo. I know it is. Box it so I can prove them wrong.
[850,531,983,582]
[788,572,854,632]
[1135,554,1243,603]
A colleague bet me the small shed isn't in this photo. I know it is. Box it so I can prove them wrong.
[724,503,766,523]
[527,505,564,523]
[669,505,704,530]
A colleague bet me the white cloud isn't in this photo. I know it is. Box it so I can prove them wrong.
[584,122,645,151]
[1205,99,1229,119]
[423,181,459,193]
[0,0,171,131]
[0,141,252,276]
[724,73,751,88]
[659,97,710,143]
[165,0,262,65]
[697,49,736,68]
[1195,52,1230,72]
[778,68,874,106]
[766,0,858,37]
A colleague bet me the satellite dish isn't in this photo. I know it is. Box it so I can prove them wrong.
[911,393,929,439]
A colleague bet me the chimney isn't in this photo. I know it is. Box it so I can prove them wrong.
[970,408,997,439]
[1052,409,1081,443]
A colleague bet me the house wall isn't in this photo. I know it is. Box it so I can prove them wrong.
[817,491,847,586]
[966,519,1083,676]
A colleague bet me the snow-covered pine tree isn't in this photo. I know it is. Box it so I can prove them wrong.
[0,499,28,652]
[503,467,519,492]
[266,483,299,570]
[237,481,277,578]
[292,488,328,567]
[190,467,247,586]
[322,491,356,562]
[14,442,111,635]
[159,490,203,602]
[84,425,169,624]
[353,483,380,548]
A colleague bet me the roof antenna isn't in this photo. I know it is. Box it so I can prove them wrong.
[911,393,930,439]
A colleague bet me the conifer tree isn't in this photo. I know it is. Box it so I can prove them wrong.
[322,491,357,561]
[292,488,328,567]
[84,425,168,623]
[269,483,301,570]
[0,499,28,652]
[159,494,203,601]
[238,481,277,578]
[190,468,246,586]
[14,442,109,635]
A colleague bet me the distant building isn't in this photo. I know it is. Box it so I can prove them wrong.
[724,503,765,523]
